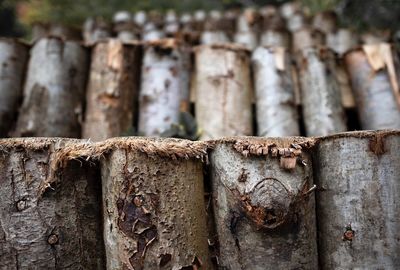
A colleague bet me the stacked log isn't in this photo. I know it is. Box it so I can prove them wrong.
[313,130,400,269]
[82,39,141,141]
[0,138,105,269]
[194,44,253,140]
[14,38,89,138]
[210,137,318,269]
[0,39,28,137]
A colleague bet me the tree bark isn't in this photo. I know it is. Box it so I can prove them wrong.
[233,32,258,50]
[326,28,358,56]
[251,46,300,136]
[292,28,325,53]
[83,39,141,141]
[83,17,111,45]
[194,44,253,140]
[344,45,400,130]
[313,130,400,269]
[210,137,318,269]
[138,39,190,136]
[298,47,347,136]
[0,138,105,269]
[312,11,338,34]
[14,38,89,138]
[260,30,290,48]
[100,138,211,270]
[0,38,28,137]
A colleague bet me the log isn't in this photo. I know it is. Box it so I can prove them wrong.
[312,11,338,34]
[251,46,300,136]
[138,39,189,136]
[14,37,89,138]
[313,130,400,269]
[233,32,258,50]
[0,138,105,269]
[286,12,308,33]
[280,1,301,19]
[83,39,141,141]
[298,47,347,136]
[142,23,165,41]
[0,39,28,137]
[113,11,140,42]
[100,138,211,269]
[200,14,230,45]
[260,30,290,48]
[210,137,318,269]
[344,44,400,129]
[194,44,253,140]
[292,27,325,53]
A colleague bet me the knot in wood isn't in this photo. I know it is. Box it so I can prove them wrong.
[244,178,292,229]
[47,234,59,245]
[16,199,27,211]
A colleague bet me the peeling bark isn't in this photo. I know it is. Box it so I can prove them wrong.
[0,39,28,137]
[313,130,400,269]
[194,44,253,140]
[83,39,141,141]
[298,47,347,136]
[344,47,400,129]
[0,138,105,269]
[101,138,211,270]
[251,47,299,136]
[14,38,89,138]
[138,39,190,136]
[210,137,318,269]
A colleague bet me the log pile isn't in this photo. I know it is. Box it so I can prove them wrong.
[0,130,399,269]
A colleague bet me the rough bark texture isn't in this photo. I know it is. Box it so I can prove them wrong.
[210,137,318,269]
[233,32,258,50]
[313,130,400,269]
[14,38,89,138]
[83,18,111,45]
[252,47,300,136]
[292,28,325,53]
[298,47,347,136]
[138,39,190,136]
[0,138,105,269]
[194,44,253,140]
[0,39,28,137]
[83,39,141,141]
[101,138,211,270]
[344,47,400,130]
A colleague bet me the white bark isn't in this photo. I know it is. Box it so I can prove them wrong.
[314,130,400,269]
[194,44,253,140]
[252,47,300,136]
[200,31,230,45]
[260,30,290,48]
[210,138,318,269]
[14,38,89,137]
[138,40,189,136]
[0,39,28,137]
[292,28,325,53]
[326,28,358,56]
[344,47,400,129]
[298,47,347,136]
[233,32,258,50]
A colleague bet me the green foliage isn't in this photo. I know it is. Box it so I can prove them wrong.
[300,0,340,14]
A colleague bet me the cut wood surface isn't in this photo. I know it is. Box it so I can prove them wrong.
[83,39,141,141]
[313,130,400,269]
[0,39,28,137]
[252,46,300,136]
[0,138,105,269]
[345,45,400,130]
[138,39,189,136]
[210,137,318,269]
[194,44,253,140]
[14,38,89,138]
[298,47,347,136]
[100,138,211,270]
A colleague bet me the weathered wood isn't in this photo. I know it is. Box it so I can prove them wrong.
[313,130,400,269]
[100,138,211,270]
[0,39,28,137]
[0,138,105,269]
[14,38,89,138]
[138,39,189,136]
[194,44,253,140]
[344,45,400,129]
[210,137,318,269]
[298,47,347,136]
[292,27,325,53]
[252,47,300,136]
[83,39,141,141]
